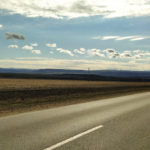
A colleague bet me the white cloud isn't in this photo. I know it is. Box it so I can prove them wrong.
[31,43,38,47]
[120,51,132,58]
[1,0,150,19]
[103,49,150,60]
[133,50,143,53]
[88,49,105,57]
[74,48,86,55]
[0,24,3,29]
[22,45,41,54]
[8,45,19,48]
[46,43,57,48]
[112,53,120,58]
[104,48,116,53]
[93,35,150,41]
[134,54,145,59]
[57,48,74,56]
[22,45,33,50]
[32,50,41,54]
[104,49,120,58]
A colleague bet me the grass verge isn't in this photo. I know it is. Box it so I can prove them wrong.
[0,79,150,117]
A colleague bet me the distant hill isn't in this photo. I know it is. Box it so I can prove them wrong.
[92,70,150,78]
[0,68,150,81]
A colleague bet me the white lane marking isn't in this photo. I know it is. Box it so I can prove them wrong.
[44,125,103,150]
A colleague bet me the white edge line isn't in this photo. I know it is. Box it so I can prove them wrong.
[44,125,103,150]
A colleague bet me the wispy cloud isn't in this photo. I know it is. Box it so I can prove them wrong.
[16,57,47,60]
[46,43,57,48]
[130,37,147,41]
[5,32,25,40]
[93,35,150,41]
[102,36,119,40]
[0,58,149,71]
[57,48,74,56]
[8,45,19,48]
[1,0,150,19]
[115,36,136,41]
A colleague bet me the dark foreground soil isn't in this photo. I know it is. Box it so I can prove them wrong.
[0,84,150,117]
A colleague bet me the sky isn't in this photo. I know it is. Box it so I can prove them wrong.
[0,0,150,71]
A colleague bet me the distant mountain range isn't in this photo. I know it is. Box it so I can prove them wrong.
[0,68,150,81]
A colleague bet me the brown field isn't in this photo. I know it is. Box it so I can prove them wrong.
[1,78,150,90]
[0,78,150,117]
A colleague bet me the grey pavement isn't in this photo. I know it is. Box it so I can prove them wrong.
[0,92,150,150]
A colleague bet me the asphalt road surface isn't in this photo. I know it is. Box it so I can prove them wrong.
[0,92,150,150]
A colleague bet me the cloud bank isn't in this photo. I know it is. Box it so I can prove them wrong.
[1,0,150,19]
[0,58,149,71]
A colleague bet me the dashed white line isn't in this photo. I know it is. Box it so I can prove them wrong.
[44,125,103,150]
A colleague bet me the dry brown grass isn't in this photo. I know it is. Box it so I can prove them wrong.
[1,78,150,90]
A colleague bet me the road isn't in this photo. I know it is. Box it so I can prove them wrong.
[0,92,150,150]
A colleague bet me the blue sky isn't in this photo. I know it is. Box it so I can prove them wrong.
[0,0,150,70]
